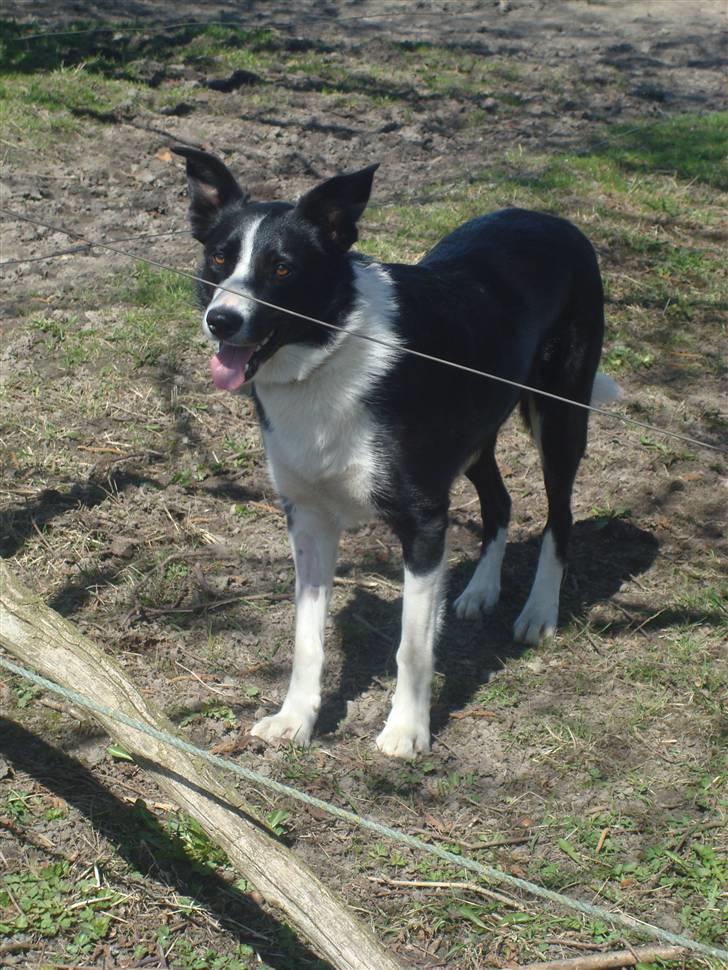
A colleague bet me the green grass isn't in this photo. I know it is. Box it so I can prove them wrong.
[534,813,728,947]
[22,268,196,374]
[360,114,728,385]
[0,20,274,76]
[600,113,728,191]
[110,268,197,367]
[0,21,531,146]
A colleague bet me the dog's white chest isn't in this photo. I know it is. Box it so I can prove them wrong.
[258,380,380,527]
[252,260,400,527]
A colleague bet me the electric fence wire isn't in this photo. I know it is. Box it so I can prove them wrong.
[2,204,726,458]
[1,652,728,964]
[0,226,190,268]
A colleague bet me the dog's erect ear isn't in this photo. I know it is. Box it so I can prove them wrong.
[171,145,249,242]
[295,164,379,251]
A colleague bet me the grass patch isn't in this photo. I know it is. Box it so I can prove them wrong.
[0,20,274,76]
[120,263,196,318]
[599,113,728,190]
[108,266,197,367]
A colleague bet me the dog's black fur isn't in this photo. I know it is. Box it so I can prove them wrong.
[173,145,615,757]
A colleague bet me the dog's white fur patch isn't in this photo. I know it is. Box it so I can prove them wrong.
[376,553,447,758]
[591,371,622,407]
[251,260,405,745]
[454,526,507,618]
[256,261,401,529]
[513,528,563,644]
[251,509,340,744]
[204,216,265,334]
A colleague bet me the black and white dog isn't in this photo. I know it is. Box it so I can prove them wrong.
[173,146,619,758]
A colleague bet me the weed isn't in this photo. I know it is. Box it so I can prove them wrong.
[14,682,42,708]
[156,925,270,970]
[0,861,120,944]
[474,680,519,709]
[179,701,238,728]
[4,790,33,824]
[265,809,290,838]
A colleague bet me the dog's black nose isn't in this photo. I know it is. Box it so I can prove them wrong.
[206,307,243,340]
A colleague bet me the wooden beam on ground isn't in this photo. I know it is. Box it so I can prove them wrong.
[0,561,407,970]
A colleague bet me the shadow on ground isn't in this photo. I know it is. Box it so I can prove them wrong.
[0,718,330,970]
[319,517,661,736]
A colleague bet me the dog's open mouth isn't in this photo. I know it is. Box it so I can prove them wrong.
[210,334,276,390]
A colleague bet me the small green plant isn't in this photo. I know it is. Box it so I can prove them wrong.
[265,809,290,838]
[179,702,237,728]
[234,503,255,518]
[0,861,120,943]
[4,790,33,824]
[14,683,42,708]
[164,812,230,871]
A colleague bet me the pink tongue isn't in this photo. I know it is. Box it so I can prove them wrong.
[210,345,256,391]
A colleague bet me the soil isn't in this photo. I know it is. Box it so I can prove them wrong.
[1,2,726,969]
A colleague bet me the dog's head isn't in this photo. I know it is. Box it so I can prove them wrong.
[173,145,378,389]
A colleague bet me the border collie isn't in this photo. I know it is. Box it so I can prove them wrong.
[173,146,620,758]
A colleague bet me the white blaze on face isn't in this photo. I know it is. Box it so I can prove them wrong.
[205,216,266,392]
[204,215,265,333]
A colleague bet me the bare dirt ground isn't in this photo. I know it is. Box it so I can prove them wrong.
[1,2,726,969]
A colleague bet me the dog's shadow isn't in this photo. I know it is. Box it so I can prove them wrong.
[319,517,659,736]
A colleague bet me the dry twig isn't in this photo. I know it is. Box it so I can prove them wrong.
[367,875,525,910]
[513,943,686,970]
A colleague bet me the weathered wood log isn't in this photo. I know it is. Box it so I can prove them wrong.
[0,561,407,970]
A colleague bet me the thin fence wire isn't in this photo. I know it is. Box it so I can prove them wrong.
[0,226,189,269]
[1,652,727,963]
[2,204,726,457]
[6,9,504,43]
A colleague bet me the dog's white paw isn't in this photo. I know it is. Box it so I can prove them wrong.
[454,532,506,619]
[250,709,314,745]
[375,719,430,759]
[453,583,499,619]
[513,599,557,645]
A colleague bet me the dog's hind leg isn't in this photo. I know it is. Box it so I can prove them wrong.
[251,504,340,745]
[454,437,511,619]
[513,394,589,644]
[377,504,449,758]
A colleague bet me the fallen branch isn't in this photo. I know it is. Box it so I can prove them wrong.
[367,874,525,910]
[0,561,407,970]
[408,825,529,852]
[514,943,686,970]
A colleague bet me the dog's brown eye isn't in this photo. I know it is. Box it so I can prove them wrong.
[212,251,226,266]
[274,263,290,278]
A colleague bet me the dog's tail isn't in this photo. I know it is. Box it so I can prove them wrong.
[590,371,622,408]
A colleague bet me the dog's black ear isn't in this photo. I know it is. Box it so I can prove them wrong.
[171,145,249,242]
[295,164,379,251]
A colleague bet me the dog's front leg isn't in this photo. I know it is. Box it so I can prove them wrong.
[376,510,448,758]
[251,505,340,745]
